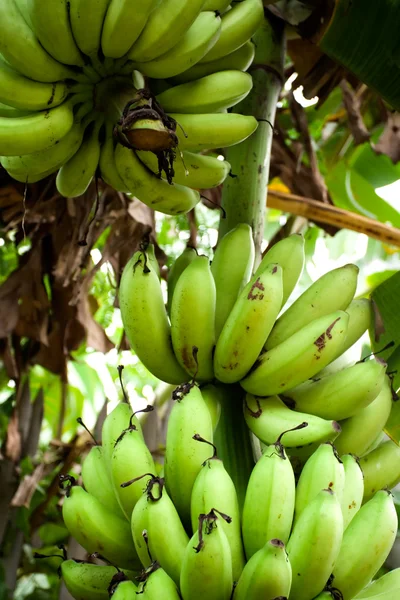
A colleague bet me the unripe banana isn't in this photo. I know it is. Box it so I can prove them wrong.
[332,490,398,600]
[101,0,157,59]
[294,442,345,524]
[0,102,74,157]
[0,57,68,111]
[82,445,126,519]
[119,250,187,384]
[111,425,155,519]
[214,264,283,384]
[241,310,349,396]
[212,223,255,339]
[56,118,103,198]
[115,144,200,215]
[164,383,214,529]
[190,438,245,581]
[255,234,305,308]
[180,510,233,600]
[360,440,400,501]
[99,122,130,192]
[199,383,222,432]
[61,561,136,600]
[101,402,137,468]
[69,0,110,61]
[266,264,358,350]
[203,0,231,10]
[133,11,222,79]
[111,580,138,599]
[339,453,364,530]
[170,255,216,381]
[138,150,230,191]
[61,480,140,570]
[242,437,296,560]
[354,568,400,598]
[244,394,341,447]
[200,0,264,63]
[144,477,189,585]
[167,247,197,316]
[157,71,252,114]
[320,297,373,374]
[334,376,392,457]
[138,563,181,599]
[6,164,58,183]
[233,538,292,600]
[170,112,258,152]
[287,489,344,600]
[131,491,151,569]
[172,41,255,85]
[285,358,386,421]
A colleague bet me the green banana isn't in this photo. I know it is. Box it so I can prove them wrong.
[166,247,197,315]
[131,490,151,569]
[265,264,358,350]
[199,383,222,432]
[127,0,205,62]
[170,255,216,381]
[233,539,292,600]
[133,11,222,79]
[254,233,305,307]
[190,437,245,581]
[111,580,138,599]
[101,401,137,467]
[56,117,103,198]
[61,560,136,600]
[169,112,258,151]
[164,383,214,529]
[0,102,74,156]
[354,569,400,598]
[99,122,130,192]
[244,394,341,448]
[101,0,157,58]
[111,425,155,519]
[61,479,141,570]
[287,489,344,600]
[360,440,400,501]
[203,0,231,9]
[214,264,283,384]
[334,375,393,457]
[200,0,264,63]
[6,164,58,183]
[285,359,386,421]
[2,121,85,178]
[0,0,75,82]
[0,102,32,118]
[340,454,364,530]
[211,223,255,339]
[81,445,126,519]
[119,249,188,384]
[137,150,230,191]
[30,0,85,66]
[138,563,181,599]
[171,41,255,84]
[115,144,200,216]
[241,310,350,396]
[69,0,110,61]
[294,442,345,524]
[157,71,252,114]
[332,490,398,600]
[242,437,296,559]
[180,510,233,600]
[0,57,68,111]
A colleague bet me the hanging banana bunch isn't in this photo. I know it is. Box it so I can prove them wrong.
[0,0,265,214]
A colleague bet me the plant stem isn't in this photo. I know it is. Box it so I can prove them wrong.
[219,11,285,264]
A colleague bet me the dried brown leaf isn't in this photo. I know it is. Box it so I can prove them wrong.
[11,463,46,508]
[374,112,400,164]
[340,80,370,146]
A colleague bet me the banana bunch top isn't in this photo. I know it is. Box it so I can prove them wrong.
[0,0,263,210]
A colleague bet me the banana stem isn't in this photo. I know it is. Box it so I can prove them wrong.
[219,11,285,264]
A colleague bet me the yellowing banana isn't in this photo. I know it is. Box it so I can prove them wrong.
[266,264,358,350]
[354,568,400,598]
[244,394,341,448]
[340,454,364,530]
[360,440,400,501]
[214,264,283,383]
[241,310,349,396]
[170,255,216,381]
[115,144,200,215]
[212,223,255,339]
[119,249,187,384]
[199,384,222,432]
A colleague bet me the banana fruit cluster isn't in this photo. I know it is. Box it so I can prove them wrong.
[0,0,263,212]
[60,385,400,600]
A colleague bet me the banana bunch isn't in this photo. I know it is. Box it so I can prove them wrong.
[60,382,400,600]
[0,0,263,212]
